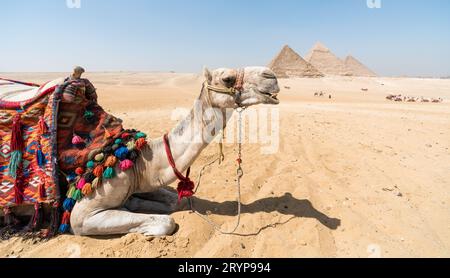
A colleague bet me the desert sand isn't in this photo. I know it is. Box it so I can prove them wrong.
[0,72,449,258]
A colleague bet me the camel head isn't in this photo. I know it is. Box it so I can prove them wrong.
[203,67,280,108]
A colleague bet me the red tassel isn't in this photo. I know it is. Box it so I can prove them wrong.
[14,175,23,205]
[38,116,48,134]
[75,167,85,175]
[29,203,43,229]
[11,114,24,151]
[32,203,39,226]
[177,180,195,203]
[48,202,61,236]
[10,115,24,204]
[38,183,47,200]
[177,168,195,203]
[61,211,71,224]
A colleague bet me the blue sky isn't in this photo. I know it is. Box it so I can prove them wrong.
[1,0,449,76]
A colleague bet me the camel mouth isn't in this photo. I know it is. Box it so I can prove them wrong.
[258,90,280,105]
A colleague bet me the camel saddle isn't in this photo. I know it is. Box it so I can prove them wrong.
[0,76,123,210]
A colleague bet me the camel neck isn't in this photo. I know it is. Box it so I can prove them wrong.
[137,87,233,193]
[165,86,230,171]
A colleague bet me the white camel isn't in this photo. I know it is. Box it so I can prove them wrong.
[68,67,280,236]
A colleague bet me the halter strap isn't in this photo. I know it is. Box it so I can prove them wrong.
[205,68,245,96]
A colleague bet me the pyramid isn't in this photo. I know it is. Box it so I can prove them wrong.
[344,55,377,77]
[305,42,352,76]
[268,45,324,78]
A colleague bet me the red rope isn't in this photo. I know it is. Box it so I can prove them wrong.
[0,77,41,87]
[163,134,195,202]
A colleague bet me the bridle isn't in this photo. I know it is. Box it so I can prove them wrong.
[205,68,246,107]
[163,68,247,234]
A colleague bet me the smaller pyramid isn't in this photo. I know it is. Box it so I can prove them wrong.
[305,42,352,76]
[268,45,324,78]
[344,55,377,77]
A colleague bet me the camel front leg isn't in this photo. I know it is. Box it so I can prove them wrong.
[134,187,179,204]
[125,197,174,214]
[71,208,176,236]
[68,171,177,236]
[132,188,189,212]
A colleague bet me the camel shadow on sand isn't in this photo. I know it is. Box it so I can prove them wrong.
[90,192,341,240]
[0,192,340,240]
[178,192,341,234]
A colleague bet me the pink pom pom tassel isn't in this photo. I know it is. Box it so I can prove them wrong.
[119,159,134,171]
[72,135,85,145]
[76,178,86,190]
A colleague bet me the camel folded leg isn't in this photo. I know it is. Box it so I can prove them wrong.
[71,209,176,236]
[125,197,174,214]
[132,188,189,212]
[134,188,179,204]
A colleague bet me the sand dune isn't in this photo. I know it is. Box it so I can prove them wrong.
[0,72,449,258]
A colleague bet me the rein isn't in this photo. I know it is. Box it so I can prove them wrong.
[163,69,246,234]
[188,107,246,235]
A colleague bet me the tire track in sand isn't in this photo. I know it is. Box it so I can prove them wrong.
[282,117,338,257]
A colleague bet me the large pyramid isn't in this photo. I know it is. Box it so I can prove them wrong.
[268,45,324,78]
[305,42,352,76]
[344,55,377,77]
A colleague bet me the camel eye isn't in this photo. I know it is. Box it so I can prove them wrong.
[222,76,236,85]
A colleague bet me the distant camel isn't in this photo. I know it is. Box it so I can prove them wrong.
[386,94,443,104]
[386,94,396,100]
[394,96,403,102]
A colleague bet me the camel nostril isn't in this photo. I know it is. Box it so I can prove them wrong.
[262,72,277,79]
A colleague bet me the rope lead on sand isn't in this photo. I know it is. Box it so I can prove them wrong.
[189,107,246,235]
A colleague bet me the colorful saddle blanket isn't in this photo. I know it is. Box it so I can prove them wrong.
[0,77,147,234]
[0,77,123,207]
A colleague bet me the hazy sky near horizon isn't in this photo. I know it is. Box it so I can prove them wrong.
[1,0,449,76]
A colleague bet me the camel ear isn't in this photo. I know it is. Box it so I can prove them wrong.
[203,67,212,84]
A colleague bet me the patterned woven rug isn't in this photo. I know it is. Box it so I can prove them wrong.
[0,76,144,235]
[0,78,63,207]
